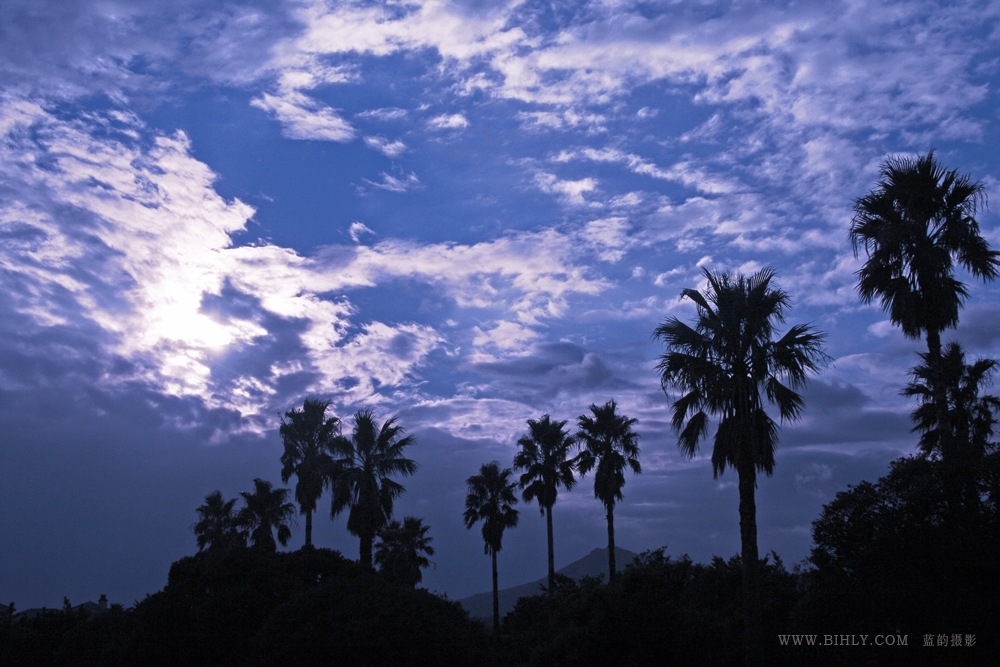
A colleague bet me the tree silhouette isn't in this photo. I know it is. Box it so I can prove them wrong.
[904,342,1000,461]
[374,516,434,588]
[575,399,641,583]
[280,398,342,548]
[513,414,576,593]
[654,267,826,667]
[806,453,1000,649]
[193,490,243,552]
[851,151,999,453]
[331,409,417,569]
[903,342,1000,511]
[464,461,519,631]
[238,478,296,551]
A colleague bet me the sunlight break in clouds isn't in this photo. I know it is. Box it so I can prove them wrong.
[0,104,263,400]
[1,99,612,423]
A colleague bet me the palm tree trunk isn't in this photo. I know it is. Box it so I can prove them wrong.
[926,327,951,459]
[738,460,761,667]
[545,505,555,592]
[360,532,373,569]
[926,328,968,512]
[491,548,500,632]
[304,509,313,548]
[607,505,616,584]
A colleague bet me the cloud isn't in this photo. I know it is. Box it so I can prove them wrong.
[533,172,599,208]
[332,229,608,325]
[361,171,421,193]
[517,109,607,134]
[429,113,470,130]
[555,147,741,195]
[0,103,435,423]
[579,217,633,262]
[364,135,408,157]
[357,107,408,121]
[349,221,376,243]
[472,320,542,355]
[251,90,355,142]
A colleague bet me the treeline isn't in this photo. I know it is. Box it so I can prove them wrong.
[0,548,486,665]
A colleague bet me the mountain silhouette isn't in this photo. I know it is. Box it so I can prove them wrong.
[457,547,638,620]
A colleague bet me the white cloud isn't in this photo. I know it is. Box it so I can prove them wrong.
[250,90,355,142]
[0,104,266,403]
[357,107,408,121]
[364,135,408,157]
[534,172,598,208]
[429,113,469,130]
[361,171,421,193]
[867,320,898,339]
[0,104,455,418]
[472,320,542,355]
[349,221,376,243]
[330,229,608,325]
[579,217,633,262]
[0,94,611,418]
[313,321,446,406]
[516,109,607,133]
[555,147,741,195]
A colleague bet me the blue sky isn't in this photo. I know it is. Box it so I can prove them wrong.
[2,0,999,608]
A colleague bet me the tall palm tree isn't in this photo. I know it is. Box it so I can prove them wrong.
[331,409,417,569]
[464,461,520,631]
[903,342,1000,462]
[654,267,826,667]
[374,516,434,588]
[850,152,999,452]
[512,414,577,592]
[280,398,342,549]
[193,490,243,552]
[237,478,296,552]
[575,399,641,583]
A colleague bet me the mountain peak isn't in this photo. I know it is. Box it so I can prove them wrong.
[457,546,639,620]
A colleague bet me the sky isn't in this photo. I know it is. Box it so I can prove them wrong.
[2,0,999,610]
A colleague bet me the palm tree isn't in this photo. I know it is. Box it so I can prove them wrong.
[237,478,296,551]
[850,152,999,452]
[374,516,435,588]
[653,267,826,667]
[464,461,520,631]
[331,409,417,569]
[575,399,641,583]
[903,342,1000,462]
[512,414,577,592]
[193,490,243,552]
[280,398,342,549]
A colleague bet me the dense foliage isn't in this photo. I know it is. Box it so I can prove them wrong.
[1,548,486,666]
[497,549,797,667]
[795,453,1000,665]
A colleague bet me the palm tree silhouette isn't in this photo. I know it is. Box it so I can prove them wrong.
[193,490,243,552]
[904,342,1000,462]
[280,398,342,549]
[237,478,296,551]
[464,461,519,631]
[851,152,999,454]
[513,414,576,593]
[654,267,826,667]
[575,399,641,583]
[331,409,417,569]
[374,515,434,588]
